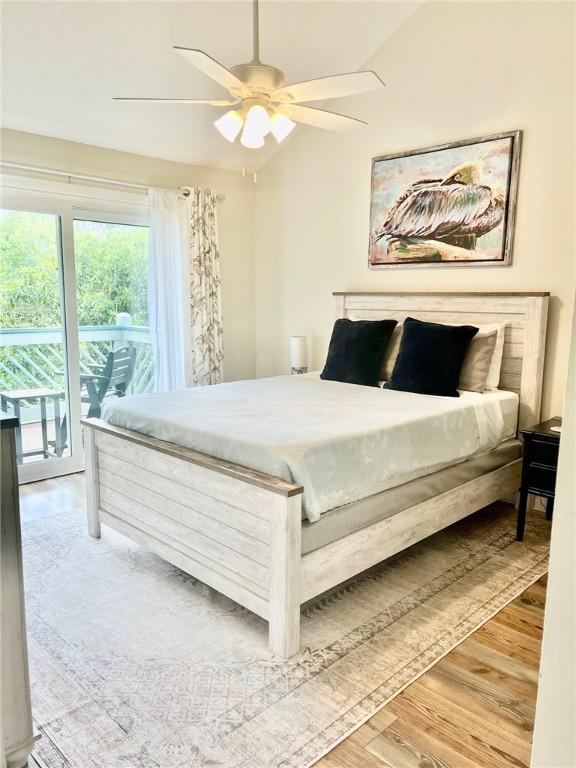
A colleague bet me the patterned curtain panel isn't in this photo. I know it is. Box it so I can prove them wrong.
[188,188,224,386]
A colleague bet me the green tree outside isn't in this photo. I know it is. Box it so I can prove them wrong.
[0,211,149,328]
[0,211,151,392]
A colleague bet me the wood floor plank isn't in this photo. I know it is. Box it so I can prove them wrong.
[312,752,347,768]
[490,605,544,640]
[387,686,531,768]
[445,641,538,699]
[373,716,481,768]
[508,585,546,614]
[366,724,453,768]
[499,601,545,631]
[418,662,535,738]
[458,635,539,683]
[20,473,86,522]
[328,738,392,768]
[521,581,547,606]
[538,572,548,587]
[473,621,542,668]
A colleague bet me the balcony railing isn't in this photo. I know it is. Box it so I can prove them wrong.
[0,324,154,396]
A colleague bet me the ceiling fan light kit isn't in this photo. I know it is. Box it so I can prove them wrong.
[115,0,385,150]
[216,101,296,147]
[214,109,244,142]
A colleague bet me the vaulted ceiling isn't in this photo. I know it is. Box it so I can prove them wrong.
[1,1,421,171]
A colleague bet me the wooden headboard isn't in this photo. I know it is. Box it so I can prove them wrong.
[333,291,549,430]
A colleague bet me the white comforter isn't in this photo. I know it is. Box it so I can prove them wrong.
[102,375,517,522]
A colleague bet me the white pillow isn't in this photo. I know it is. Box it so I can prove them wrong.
[481,322,507,390]
[380,324,403,382]
[459,329,498,393]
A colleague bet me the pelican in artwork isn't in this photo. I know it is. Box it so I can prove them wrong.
[374,161,505,248]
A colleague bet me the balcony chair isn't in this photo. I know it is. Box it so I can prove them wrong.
[83,345,137,418]
[50,346,136,456]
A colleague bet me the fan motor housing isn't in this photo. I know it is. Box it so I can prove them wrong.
[231,62,286,94]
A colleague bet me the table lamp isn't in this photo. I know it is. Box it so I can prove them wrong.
[290,336,308,375]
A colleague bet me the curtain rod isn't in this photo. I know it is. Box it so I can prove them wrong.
[0,161,225,201]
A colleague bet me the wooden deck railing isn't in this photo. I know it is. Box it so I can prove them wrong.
[0,325,154,397]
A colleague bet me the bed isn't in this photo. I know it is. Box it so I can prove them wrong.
[81,291,549,658]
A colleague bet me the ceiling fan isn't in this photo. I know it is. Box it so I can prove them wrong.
[115,0,385,149]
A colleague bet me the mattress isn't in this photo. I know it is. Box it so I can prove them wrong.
[301,439,522,554]
[102,375,519,523]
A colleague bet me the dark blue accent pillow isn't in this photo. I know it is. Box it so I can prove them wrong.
[386,317,479,397]
[321,318,398,387]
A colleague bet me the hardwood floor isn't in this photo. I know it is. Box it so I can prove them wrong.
[317,576,546,768]
[19,471,85,524]
[21,473,546,768]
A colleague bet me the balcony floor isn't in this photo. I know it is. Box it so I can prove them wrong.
[20,419,70,463]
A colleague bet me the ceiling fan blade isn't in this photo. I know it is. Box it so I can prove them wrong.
[173,47,249,97]
[281,105,366,131]
[114,97,240,106]
[272,71,384,104]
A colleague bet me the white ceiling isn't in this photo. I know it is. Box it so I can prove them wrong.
[1,1,421,172]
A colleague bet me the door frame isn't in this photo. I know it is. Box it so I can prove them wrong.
[1,179,150,483]
[1,192,83,483]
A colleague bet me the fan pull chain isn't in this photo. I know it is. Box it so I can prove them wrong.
[241,167,258,184]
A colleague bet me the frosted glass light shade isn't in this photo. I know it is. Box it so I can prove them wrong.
[214,110,244,142]
[270,112,296,143]
[290,336,308,369]
[240,104,270,148]
[246,104,271,136]
[240,125,265,149]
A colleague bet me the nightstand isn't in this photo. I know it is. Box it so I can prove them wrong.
[517,417,562,541]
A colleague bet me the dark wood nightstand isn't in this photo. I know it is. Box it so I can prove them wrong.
[517,417,562,541]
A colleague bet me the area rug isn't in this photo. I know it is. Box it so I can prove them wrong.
[22,499,549,768]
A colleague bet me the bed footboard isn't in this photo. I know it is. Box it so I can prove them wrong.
[82,419,304,658]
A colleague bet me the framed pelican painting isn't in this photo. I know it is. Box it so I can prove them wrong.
[369,130,522,268]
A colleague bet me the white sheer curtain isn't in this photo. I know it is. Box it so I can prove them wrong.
[188,188,223,386]
[148,190,190,391]
[148,187,223,391]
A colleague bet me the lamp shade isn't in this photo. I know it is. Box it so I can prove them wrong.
[290,336,308,369]
[214,110,244,142]
[240,104,270,148]
[270,112,296,143]
[245,104,271,136]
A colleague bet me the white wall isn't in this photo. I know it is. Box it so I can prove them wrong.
[254,1,575,418]
[531,297,576,767]
[0,128,256,382]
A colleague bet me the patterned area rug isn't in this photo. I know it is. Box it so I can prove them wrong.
[23,501,549,768]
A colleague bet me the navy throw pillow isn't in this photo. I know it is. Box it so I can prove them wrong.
[387,317,478,397]
[321,318,398,387]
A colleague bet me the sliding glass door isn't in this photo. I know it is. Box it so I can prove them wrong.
[0,199,83,482]
[73,218,154,427]
[0,189,151,483]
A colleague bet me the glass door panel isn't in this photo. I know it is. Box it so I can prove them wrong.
[73,219,153,424]
[0,209,73,475]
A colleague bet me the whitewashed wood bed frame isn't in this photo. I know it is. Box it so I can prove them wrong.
[82,291,549,659]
